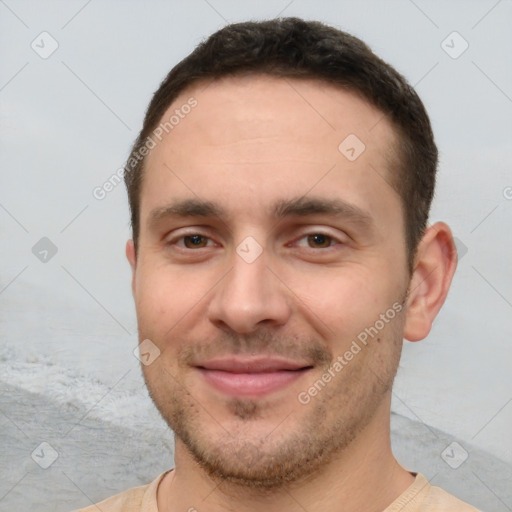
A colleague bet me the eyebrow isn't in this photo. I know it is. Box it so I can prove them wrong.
[273,197,373,228]
[148,199,225,228]
[147,196,374,231]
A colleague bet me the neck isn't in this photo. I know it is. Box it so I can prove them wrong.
[157,399,415,512]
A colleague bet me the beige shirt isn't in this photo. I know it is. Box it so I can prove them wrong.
[74,471,481,512]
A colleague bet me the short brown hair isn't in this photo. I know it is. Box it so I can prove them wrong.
[124,17,437,272]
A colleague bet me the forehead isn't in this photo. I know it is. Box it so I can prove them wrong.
[140,74,400,227]
[154,74,395,156]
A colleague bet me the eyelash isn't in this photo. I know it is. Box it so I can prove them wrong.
[166,231,343,251]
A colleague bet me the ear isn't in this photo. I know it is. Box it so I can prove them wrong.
[126,239,137,296]
[403,222,458,342]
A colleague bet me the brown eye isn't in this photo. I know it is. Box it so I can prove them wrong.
[307,234,333,248]
[183,235,209,248]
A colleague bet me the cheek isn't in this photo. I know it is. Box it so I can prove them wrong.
[292,265,381,312]
[134,261,214,338]
[134,267,178,334]
[289,264,403,342]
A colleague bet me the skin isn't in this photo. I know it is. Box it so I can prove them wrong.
[126,75,457,512]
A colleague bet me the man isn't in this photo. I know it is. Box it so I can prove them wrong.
[76,17,479,512]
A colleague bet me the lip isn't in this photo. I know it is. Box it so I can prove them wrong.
[197,356,311,373]
[195,356,313,397]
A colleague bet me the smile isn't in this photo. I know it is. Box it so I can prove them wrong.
[195,356,313,397]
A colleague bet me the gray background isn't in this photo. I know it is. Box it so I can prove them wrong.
[0,0,511,511]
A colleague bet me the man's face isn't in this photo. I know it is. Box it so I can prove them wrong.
[128,75,411,488]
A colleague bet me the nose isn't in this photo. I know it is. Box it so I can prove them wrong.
[207,244,292,334]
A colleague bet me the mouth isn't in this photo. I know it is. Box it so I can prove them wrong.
[195,356,314,397]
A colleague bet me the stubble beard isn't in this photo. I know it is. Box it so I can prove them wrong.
[143,313,405,492]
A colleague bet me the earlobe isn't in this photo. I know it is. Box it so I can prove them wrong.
[403,222,458,342]
[126,239,137,295]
